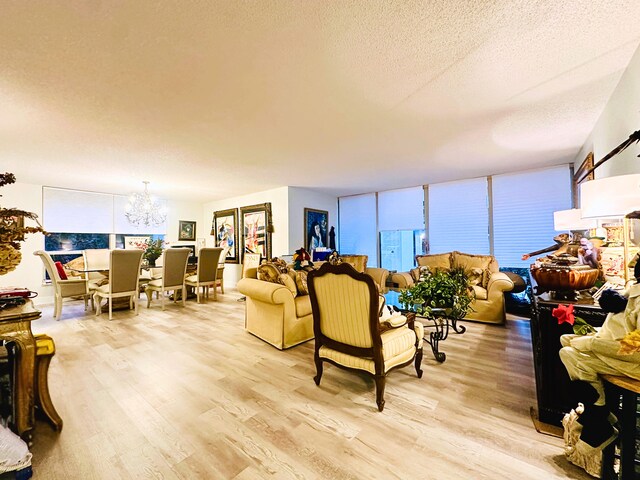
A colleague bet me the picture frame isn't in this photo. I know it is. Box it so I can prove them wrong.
[124,236,151,249]
[304,208,329,252]
[573,152,594,207]
[178,220,196,241]
[240,203,272,262]
[212,208,239,264]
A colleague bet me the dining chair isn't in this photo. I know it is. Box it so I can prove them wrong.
[144,248,190,310]
[34,250,90,320]
[93,249,144,320]
[83,248,110,309]
[214,246,230,295]
[185,247,223,303]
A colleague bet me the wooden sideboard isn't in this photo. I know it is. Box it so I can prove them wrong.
[0,300,41,439]
[529,293,607,427]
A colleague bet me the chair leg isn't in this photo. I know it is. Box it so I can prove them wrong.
[108,298,113,320]
[213,283,217,301]
[374,375,386,412]
[134,295,139,315]
[415,348,423,378]
[161,291,165,311]
[95,294,101,317]
[220,277,224,294]
[313,354,323,386]
[145,288,152,308]
[83,295,88,311]
[53,294,60,319]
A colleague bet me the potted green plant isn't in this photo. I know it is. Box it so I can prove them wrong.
[398,266,474,320]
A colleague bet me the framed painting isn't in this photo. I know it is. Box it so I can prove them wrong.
[304,208,328,252]
[240,203,272,261]
[178,220,196,241]
[212,208,239,264]
[573,152,594,207]
[124,236,151,249]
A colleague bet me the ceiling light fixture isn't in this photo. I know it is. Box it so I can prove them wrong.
[125,181,167,227]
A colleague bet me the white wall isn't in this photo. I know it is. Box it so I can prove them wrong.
[574,44,640,178]
[0,181,49,298]
[287,187,338,252]
[165,199,206,248]
[202,186,290,286]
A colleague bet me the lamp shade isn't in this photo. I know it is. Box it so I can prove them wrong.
[580,174,640,219]
[553,209,597,231]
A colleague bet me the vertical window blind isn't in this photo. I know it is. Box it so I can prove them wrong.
[492,165,572,268]
[338,193,378,267]
[428,178,490,255]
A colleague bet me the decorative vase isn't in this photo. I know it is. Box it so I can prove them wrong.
[148,258,157,268]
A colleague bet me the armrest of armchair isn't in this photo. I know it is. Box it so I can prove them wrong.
[486,272,515,296]
[366,267,389,293]
[389,271,414,290]
[237,278,293,305]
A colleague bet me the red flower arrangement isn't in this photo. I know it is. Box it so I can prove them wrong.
[551,304,596,335]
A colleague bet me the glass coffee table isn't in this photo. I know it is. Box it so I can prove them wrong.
[404,307,466,363]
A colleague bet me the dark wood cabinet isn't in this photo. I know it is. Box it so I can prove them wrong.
[530,293,607,427]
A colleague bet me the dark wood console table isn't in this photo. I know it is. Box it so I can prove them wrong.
[530,293,607,427]
[0,300,40,439]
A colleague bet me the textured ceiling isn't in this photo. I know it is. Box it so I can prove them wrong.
[1,1,639,202]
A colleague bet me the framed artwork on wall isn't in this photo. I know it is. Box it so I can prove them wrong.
[178,220,196,241]
[304,208,328,252]
[212,208,239,264]
[240,203,272,261]
[124,236,151,249]
[573,152,594,207]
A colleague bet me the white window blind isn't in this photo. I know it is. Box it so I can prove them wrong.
[338,193,378,267]
[113,195,167,235]
[492,165,572,268]
[428,178,490,254]
[43,187,113,233]
[378,187,424,231]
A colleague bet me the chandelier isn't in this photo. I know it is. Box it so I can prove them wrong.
[125,181,167,227]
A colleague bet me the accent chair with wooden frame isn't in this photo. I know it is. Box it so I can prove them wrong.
[34,250,90,319]
[145,248,190,310]
[307,262,424,411]
[185,247,223,303]
[93,249,145,320]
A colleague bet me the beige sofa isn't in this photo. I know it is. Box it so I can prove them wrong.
[390,251,514,325]
[237,259,389,350]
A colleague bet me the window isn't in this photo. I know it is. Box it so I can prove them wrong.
[428,178,490,254]
[339,193,378,267]
[492,165,572,268]
[378,187,425,271]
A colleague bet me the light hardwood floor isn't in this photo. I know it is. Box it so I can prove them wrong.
[25,291,591,480]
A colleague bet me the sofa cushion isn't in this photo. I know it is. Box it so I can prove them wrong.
[293,269,309,295]
[451,251,493,288]
[471,285,488,300]
[415,253,451,272]
[257,263,281,283]
[410,266,430,282]
[279,273,297,297]
[294,295,312,317]
[467,267,484,287]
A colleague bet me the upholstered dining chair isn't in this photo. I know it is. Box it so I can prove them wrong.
[307,262,424,411]
[145,248,190,310]
[185,247,223,303]
[34,250,90,320]
[214,246,230,295]
[93,249,144,320]
[83,248,110,309]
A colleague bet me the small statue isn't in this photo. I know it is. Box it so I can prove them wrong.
[329,226,336,251]
[521,233,573,261]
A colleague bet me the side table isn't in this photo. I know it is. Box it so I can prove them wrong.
[529,293,606,427]
[405,309,466,363]
[0,300,40,439]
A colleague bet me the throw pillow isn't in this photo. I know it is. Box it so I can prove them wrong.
[410,266,430,282]
[54,261,68,280]
[257,263,281,283]
[294,269,309,295]
[467,267,484,287]
[415,253,452,272]
[278,273,297,297]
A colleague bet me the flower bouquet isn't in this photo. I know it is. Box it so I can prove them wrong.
[135,239,164,266]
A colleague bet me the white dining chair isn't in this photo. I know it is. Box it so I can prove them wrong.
[93,249,145,320]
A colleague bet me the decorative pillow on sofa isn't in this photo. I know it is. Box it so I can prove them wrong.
[278,273,298,297]
[415,253,451,272]
[292,269,309,295]
[467,267,484,287]
[410,266,430,282]
[257,263,281,283]
[451,252,493,288]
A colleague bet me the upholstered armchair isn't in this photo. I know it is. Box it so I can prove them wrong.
[307,262,423,411]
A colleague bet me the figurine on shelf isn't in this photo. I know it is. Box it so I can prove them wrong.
[578,238,601,270]
[521,233,573,261]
